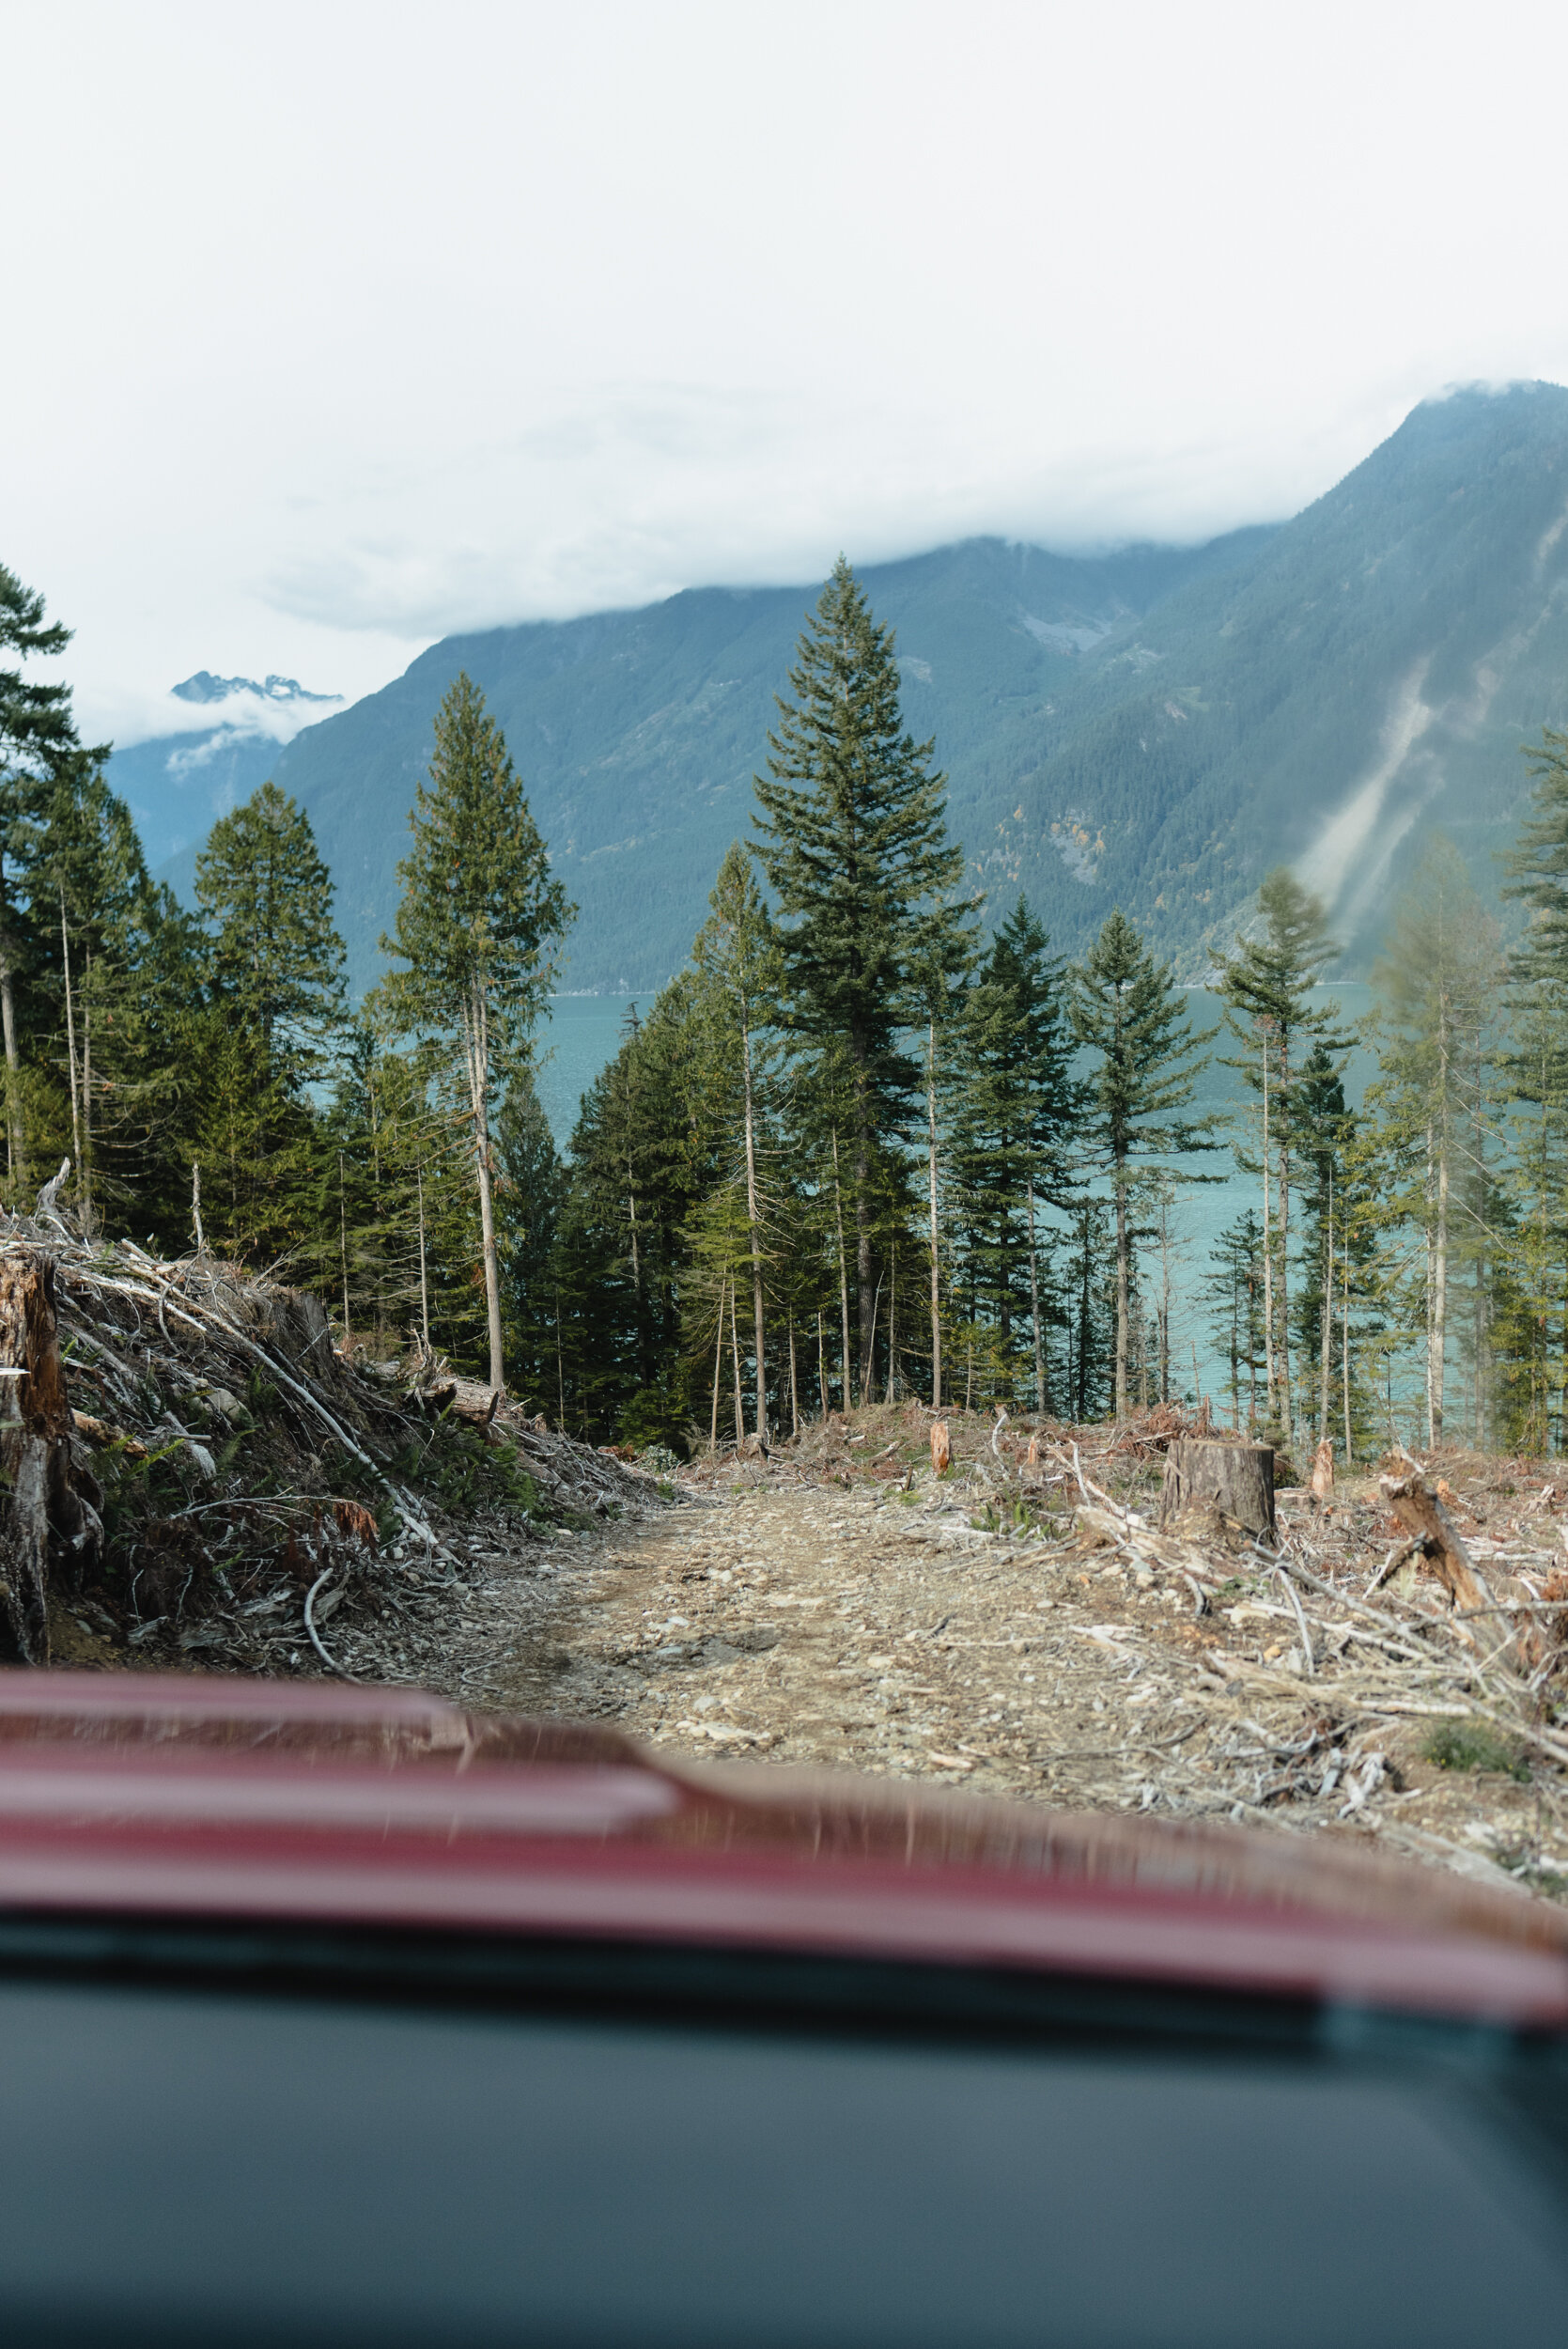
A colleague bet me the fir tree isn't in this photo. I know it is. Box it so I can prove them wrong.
[1371,837,1503,1443]
[1219,867,1343,1446]
[1203,1209,1266,1432]
[1291,1044,1352,1447]
[0,567,108,1185]
[753,559,971,1389]
[496,1070,568,1409]
[36,758,194,1231]
[376,674,574,1391]
[1072,909,1214,1420]
[691,843,783,1439]
[196,782,346,1081]
[948,898,1080,1409]
[1503,727,1568,982]
[190,784,347,1267]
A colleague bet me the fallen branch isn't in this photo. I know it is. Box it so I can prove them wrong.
[303,1567,357,1680]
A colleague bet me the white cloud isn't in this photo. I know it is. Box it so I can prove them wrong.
[97,680,344,755]
[5,1,1568,716]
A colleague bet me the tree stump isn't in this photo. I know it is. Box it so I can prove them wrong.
[929,1421,951,1473]
[1379,1468,1486,1616]
[0,1250,102,1663]
[1158,1436,1275,1542]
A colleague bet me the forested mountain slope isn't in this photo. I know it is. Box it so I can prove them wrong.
[139,381,1568,990]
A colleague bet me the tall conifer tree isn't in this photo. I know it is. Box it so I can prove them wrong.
[753,558,970,1390]
[0,567,109,1185]
[1072,909,1213,1420]
[191,783,347,1264]
[1218,867,1342,1445]
[196,782,347,1081]
[377,675,574,1392]
[949,898,1080,1408]
[692,843,783,1440]
[1372,837,1502,1444]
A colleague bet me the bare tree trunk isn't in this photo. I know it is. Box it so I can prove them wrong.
[1260,1032,1276,1425]
[59,892,84,1203]
[856,1180,873,1403]
[416,1168,430,1349]
[463,991,505,1392]
[728,1278,745,1442]
[927,1019,942,1408]
[1229,1271,1240,1431]
[788,1319,799,1436]
[1027,1175,1044,1413]
[0,969,19,1189]
[849,1042,875,1395]
[741,1013,767,1439]
[338,1152,351,1348]
[1319,1161,1332,1445]
[1342,1229,1353,1462]
[81,944,92,1227]
[816,1309,826,1422]
[1429,1029,1451,1443]
[1158,1194,1172,1406]
[831,1130,852,1412]
[0,860,23,1190]
[1276,1089,1295,1448]
[888,1244,898,1402]
[710,1277,725,1452]
[1112,1159,1129,1420]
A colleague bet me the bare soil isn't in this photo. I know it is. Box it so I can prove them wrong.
[400,1405,1568,1908]
[35,1221,1568,1911]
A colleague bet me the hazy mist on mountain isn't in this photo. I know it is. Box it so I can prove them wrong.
[125,382,1568,991]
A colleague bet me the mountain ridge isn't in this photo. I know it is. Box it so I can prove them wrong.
[122,381,1568,991]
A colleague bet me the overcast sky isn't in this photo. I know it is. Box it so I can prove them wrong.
[8,0,1568,747]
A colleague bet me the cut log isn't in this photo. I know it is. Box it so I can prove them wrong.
[419,1376,505,1433]
[0,1249,102,1661]
[1158,1436,1275,1542]
[1379,1469,1487,1616]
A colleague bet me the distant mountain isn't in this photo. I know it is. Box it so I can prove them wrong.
[170,670,338,709]
[149,382,1568,991]
[176,532,1272,993]
[106,675,341,866]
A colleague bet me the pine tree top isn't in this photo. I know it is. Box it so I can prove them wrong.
[376,671,575,1057]
[752,559,970,1120]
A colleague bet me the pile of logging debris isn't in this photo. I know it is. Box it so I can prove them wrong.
[0,1222,670,1674]
[670,1401,1568,1879]
[1041,1425,1568,1817]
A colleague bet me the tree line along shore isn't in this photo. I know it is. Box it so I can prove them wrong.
[5,555,1568,1463]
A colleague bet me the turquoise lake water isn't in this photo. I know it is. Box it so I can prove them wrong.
[535,984,1378,1410]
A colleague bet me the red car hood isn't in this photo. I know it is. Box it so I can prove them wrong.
[0,1669,1562,2025]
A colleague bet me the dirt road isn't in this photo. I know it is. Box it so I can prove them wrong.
[417,1446,1568,1906]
